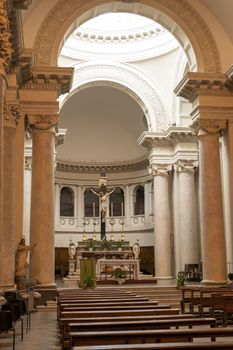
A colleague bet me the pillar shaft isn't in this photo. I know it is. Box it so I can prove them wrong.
[177,163,198,268]
[30,126,56,285]
[0,75,5,287]
[1,104,19,287]
[152,165,172,280]
[199,127,227,284]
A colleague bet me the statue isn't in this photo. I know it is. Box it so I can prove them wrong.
[90,188,115,222]
[68,240,76,260]
[133,240,140,259]
[15,238,37,289]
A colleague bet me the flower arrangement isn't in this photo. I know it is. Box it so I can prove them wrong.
[176,273,187,287]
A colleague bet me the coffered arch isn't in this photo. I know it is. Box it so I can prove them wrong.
[60,61,168,131]
[33,0,221,72]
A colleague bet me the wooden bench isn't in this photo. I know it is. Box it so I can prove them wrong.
[69,327,233,347]
[61,304,170,312]
[72,342,233,350]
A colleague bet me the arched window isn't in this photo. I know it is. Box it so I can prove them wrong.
[134,185,145,215]
[109,187,124,217]
[84,189,99,217]
[60,187,74,217]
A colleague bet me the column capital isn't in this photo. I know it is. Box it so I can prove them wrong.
[174,160,198,173]
[148,164,172,176]
[191,119,227,136]
[3,103,20,128]
[27,114,58,131]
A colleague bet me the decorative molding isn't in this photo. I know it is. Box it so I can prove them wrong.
[25,156,32,170]
[191,119,227,136]
[225,65,233,91]
[0,0,13,72]
[148,164,172,176]
[56,157,149,173]
[28,114,59,130]
[174,160,198,173]
[67,62,167,131]
[3,103,20,128]
[33,0,221,72]
[174,72,231,103]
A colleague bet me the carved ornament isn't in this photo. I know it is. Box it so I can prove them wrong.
[13,0,32,9]
[0,0,13,72]
[191,119,226,136]
[25,156,32,170]
[28,114,59,130]
[3,103,20,127]
[174,160,198,173]
[174,72,232,102]
[148,164,172,176]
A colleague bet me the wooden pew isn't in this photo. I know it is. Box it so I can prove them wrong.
[61,304,170,311]
[60,308,180,319]
[69,327,233,347]
[72,343,233,350]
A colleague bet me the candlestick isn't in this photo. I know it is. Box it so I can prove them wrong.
[93,202,95,218]
[121,202,123,217]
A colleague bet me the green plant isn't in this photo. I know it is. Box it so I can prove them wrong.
[115,240,124,249]
[83,275,96,288]
[86,240,96,250]
[176,273,187,286]
[111,267,127,280]
[101,238,112,250]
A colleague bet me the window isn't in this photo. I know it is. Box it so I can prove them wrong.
[60,187,74,217]
[134,185,145,215]
[84,189,99,217]
[109,187,124,216]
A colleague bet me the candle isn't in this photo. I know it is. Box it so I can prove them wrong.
[93,202,95,218]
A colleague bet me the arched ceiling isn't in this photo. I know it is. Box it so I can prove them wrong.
[58,86,148,164]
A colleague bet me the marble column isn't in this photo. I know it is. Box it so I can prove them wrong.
[198,119,227,284]
[54,182,60,227]
[2,104,20,287]
[29,114,58,285]
[77,185,83,228]
[150,164,173,282]
[124,184,131,226]
[175,160,198,270]
[144,181,150,224]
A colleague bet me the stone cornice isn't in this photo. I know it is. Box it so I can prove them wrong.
[23,67,74,94]
[174,72,231,102]
[138,127,196,149]
[56,158,149,174]
[27,114,59,130]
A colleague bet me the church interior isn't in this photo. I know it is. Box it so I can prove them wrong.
[1,0,233,348]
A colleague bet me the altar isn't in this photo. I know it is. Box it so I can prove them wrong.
[96,258,140,280]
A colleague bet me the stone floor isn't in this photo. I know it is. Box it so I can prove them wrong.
[0,309,60,350]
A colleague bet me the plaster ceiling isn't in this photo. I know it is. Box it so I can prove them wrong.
[58,86,148,164]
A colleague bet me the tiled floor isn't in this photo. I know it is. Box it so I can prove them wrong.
[0,309,60,350]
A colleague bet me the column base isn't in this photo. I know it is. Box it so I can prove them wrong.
[34,283,57,307]
[155,277,176,286]
[201,279,227,286]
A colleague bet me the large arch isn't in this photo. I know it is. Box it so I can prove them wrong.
[33,0,221,72]
[60,61,168,131]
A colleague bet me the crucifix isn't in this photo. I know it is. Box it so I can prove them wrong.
[90,173,115,239]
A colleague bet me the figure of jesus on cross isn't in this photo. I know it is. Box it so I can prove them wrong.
[90,173,115,239]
